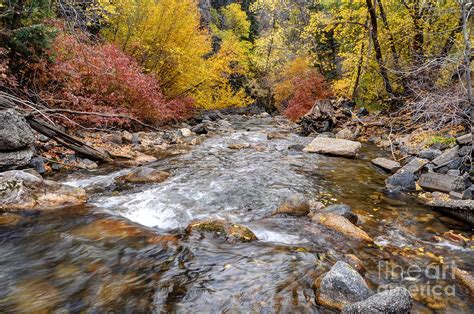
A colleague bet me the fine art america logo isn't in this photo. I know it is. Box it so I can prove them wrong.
[377,261,456,296]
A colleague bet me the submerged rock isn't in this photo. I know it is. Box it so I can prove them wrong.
[303,137,361,157]
[116,168,170,184]
[273,195,310,216]
[185,219,257,243]
[316,261,371,310]
[342,287,412,313]
[453,268,474,296]
[371,158,401,173]
[312,213,372,242]
[267,131,289,140]
[313,204,358,224]
[342,254,365,274]
[0,170,86,210]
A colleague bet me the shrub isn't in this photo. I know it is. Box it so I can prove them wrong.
[41,33,194,127]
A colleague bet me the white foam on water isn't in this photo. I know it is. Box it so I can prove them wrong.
[251,228,308,245]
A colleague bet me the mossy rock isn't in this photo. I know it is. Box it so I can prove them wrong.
[185,219,257,243]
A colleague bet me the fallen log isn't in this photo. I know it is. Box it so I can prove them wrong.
[26,117,113,163]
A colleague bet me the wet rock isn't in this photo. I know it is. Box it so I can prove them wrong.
[273,195,310,216]
[420,192,474,225]
[432,146,459,166]
[386,172,417,192]
[371,158,401,173]
[312,213,373,243]
[418,173,469,193]
[77,158,98,170]
[228,143,251,150]
[29,157,46,174]
[0,109,35,151]
[320,204,358,224]
[336,128,354,140]
[185,219,257,243]
[342,287,412,314]
[456,133,471,145]
[9,280,60,312]
[453,268,474,296]
[0,147,34,169]
[316,261,371,310]
[116,168,170,184]
[288,144,305,151]
[267,131,288,140]
[342,254,365,274]
[418,148,442,160]
[0,213,24,226]
[120,154,157,166]
[179,128,192,137]
[303,137,362,158]
[449,189,472,200]
[0,170,87,210]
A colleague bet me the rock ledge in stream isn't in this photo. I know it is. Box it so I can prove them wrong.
[316,261,371,311]
[342,287,413,314]
[0,170,86,210]
[303,137,361,157]
[312,213,373,243]
[185,219,257,243]
[116,168,170,184]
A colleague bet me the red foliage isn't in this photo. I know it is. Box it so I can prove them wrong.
[283,71,332,121]
[40,33,194,128]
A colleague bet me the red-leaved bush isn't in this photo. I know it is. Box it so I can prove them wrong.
[283,71,332,121]
[40,33,194,128]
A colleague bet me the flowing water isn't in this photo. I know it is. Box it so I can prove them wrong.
[0,115,472,313]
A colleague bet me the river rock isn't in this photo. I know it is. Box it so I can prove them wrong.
[316,204,358,224]
[303,137,362,158]
[228,143,251,150]
[458,145,471,157]
[274,195,310,216]
[386,172,417,192]
[29,157,46,174]
[418,148,442,160]
[432,146,459,166]
[267,131,288,140]
[342,254,365,274]
[420,192,474,225]
[456,134,471,145]
[0,170,87,210]
[312,213,372,242]
[336,128,354,140]
[116,168,170,184]
[0,109,35,151]
[342,287,412,313]
[185,219,257,243]
[371,158,401,173]
[453,268,474,296]
[192,123,208,135]
[179,128,192,137]
[0,148,34,169]
[121,131,134,144]
[418,173,469,193]
[400,157,429,173]
[316,261,371,310]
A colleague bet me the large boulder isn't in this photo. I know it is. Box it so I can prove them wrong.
[342,287,412,313]
[273,195,310,216]
[418,173,470,193]
[312,213,372,242]
[0,170,87,210]
[432,146,459,166]
[185,219,257,243]
[0,109,35,151]
[0,148,34,169]
[316,261,371,310]
[420,192,474,225]
[116,168,170,184]
[303,137,362,158]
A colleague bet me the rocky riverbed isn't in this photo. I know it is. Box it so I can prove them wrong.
[0,114,473,312]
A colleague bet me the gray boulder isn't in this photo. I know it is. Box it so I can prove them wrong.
[400,157,429,173]
[456,134,471,145]
[386,172,417,192]
[0,109,35,151]
[316,261,371,310]
[342,287,412,314]
[303,137,362,158]
[418,173,469,193]
[372,158,401,173]
[432,146,459,166]
[418,148,442,160]
[274,194,310,216]
[0,148,34,169]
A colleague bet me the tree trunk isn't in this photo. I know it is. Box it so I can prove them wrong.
[366,0,394,96]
